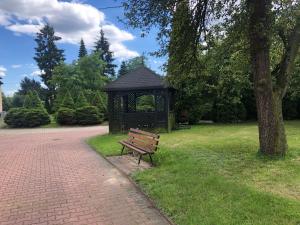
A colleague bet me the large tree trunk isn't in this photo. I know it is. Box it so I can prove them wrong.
[248,0,288,155]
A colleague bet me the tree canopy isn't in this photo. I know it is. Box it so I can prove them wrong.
[122,0,300,155]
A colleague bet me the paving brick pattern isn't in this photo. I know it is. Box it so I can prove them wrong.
[0,127,171,225]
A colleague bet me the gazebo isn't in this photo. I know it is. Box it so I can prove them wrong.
[104,66,175,133]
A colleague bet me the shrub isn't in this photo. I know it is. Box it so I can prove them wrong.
[75,106,103,125]
[61,91,75,109]
[213,101,247,122]
[4,107,50,128]
[75,91,89,108]
[23,91,43,109]
[4,108,27,127]
[56,107,76,125]
[24,108,50,127]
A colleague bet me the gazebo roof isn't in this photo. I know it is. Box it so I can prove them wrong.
[104,66,170,91]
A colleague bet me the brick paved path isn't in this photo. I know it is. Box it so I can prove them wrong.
[0,126,170,225]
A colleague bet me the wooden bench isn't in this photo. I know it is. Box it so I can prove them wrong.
[119,128,160,165]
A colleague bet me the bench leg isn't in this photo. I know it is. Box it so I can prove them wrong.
[149,154,153,166]
[138,154,142,164]
[121,145,125,155]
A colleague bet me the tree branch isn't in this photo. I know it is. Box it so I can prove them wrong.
[274,11,300,97]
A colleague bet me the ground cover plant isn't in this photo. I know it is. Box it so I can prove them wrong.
[88,122,300,225]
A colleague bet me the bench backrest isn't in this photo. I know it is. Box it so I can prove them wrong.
[127,128,160,153]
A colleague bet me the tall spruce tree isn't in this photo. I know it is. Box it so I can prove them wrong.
[23,91,43,109]
[94,29,116,78]
[34,24,65,112]
[118,61,128,77]
[61,91,75,109]
[78,38,88,59]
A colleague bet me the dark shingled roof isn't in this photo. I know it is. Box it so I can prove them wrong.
[104,66,170,91]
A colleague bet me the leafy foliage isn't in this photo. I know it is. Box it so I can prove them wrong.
[136,95,155,112]
[117,56,147,77]
[2,92,12,111]
[125,56,146,71]
[52,52,108,107]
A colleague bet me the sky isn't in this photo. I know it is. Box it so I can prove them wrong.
[0,0,166,96]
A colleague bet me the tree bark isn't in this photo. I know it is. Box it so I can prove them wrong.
[248,0,288,155]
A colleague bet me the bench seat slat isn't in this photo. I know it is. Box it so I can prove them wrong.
[127,136,157,152]
[119,140,153,154]
[122,140,154,153]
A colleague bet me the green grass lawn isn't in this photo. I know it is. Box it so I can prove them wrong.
[88,122,300,225]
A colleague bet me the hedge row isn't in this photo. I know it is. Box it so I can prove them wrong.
[56,106,103,125]
[4,108,50,128]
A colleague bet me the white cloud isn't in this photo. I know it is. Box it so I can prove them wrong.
[30,70,43,77]
[7,23,42,35]
[11,64,22,68]
[6,90,17,97]
[21,69,43,78]
[0,0,139,59]
[41,82,47,89]
[0,66,7,77]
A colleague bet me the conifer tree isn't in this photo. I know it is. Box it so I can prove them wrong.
[0,76,3,86]
[23,91,43,109]
[34,24,65,112]
[75,91,89,108]
[92,91,107,113]
[61,91,75,109]
[94,29,116,78]
[78,38,88,59]
[118,61,128,77]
